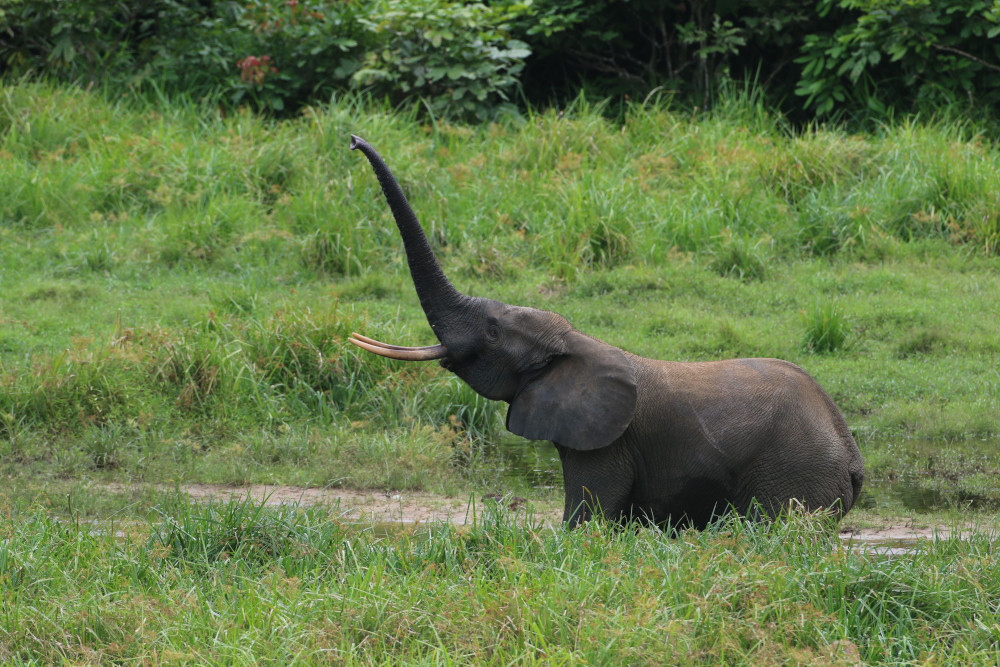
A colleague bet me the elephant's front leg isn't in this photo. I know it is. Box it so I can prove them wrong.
[556,442,635,526]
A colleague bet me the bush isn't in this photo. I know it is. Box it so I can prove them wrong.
[191,0,368,113]
[353,0,530,120]
[509,0,834,114]
[795,0,1000,119]
[0,0,148,84]
[2,1,999,123]
[0,0,531,119]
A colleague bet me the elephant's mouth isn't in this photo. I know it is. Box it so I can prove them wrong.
[348,332,448,361]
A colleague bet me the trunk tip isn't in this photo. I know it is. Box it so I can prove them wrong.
[350,134,364,151]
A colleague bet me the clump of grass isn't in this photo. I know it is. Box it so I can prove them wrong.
[455,243,518,280]
[149,494,342,567]
[80,423,144,470]
[156,196,264,266]
[801,299,850,353]
[708,231,768,281]
[584,218,632,266]
[529,168,642,278]
[962,194,1000,255]
[152,328,228,415]
[796,186,873,255]
[0,305,477,438]
[896,327,949,358]
[762,130,875,204]
[209,284,260,316]
[299,228,363,276]
[0,339,153,437]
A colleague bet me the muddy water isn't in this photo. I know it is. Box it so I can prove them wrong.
[493,436,562,488]
[855,436,1000,513]
[842,535,946,557]
[855,477,965,513]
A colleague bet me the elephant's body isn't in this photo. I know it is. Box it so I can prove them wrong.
[348,134,865,529]
[557,352,864,527]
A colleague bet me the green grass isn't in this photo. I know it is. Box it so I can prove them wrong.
[801,297,850,353]
[4,80,1000,662]
[1,79,1000,500]
[3,496,1000,664]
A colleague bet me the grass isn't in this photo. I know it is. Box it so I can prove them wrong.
[2,495,1000,664]
[2,79,1000,662]
[1,79,1000,505]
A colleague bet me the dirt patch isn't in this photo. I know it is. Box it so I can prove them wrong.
[103,482,563,525]
[102,482,987,543]
[841,525,959,541]
[838,519,987,543]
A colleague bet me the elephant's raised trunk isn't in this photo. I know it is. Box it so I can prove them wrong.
[349,135,469,358]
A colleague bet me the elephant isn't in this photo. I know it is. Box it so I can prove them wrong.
[347,135,865,529]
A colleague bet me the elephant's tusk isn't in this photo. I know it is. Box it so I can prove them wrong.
[350,332,442,351]
[348,332,448,361]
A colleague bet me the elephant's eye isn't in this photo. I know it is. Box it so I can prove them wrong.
[486,323,501,341]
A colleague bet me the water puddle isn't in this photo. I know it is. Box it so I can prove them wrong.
[857,437,1000,512]
[493,436,561,488]
[857,474,993,513]
[841,535,928,557]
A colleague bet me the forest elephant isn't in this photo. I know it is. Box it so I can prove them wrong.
[347,135,864,529]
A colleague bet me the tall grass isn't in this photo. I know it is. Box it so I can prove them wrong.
[0,305,504,439]
[4,82,999,280]
[2,498,999,663]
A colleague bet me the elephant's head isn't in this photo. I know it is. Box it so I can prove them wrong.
[348,136,637,451]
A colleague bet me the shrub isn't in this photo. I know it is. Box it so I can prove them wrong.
[3,0,999,121]
[353,0,531,121]
[224,0,366,112]
[0,0,531,119]
[0,0,148,84]
[795,0,1000,119]
[511,0,818,109]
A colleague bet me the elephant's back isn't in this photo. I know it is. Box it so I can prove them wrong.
[627,353,864,517]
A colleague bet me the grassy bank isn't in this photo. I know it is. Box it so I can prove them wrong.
[1,80,999,503]
[2,498,999,664]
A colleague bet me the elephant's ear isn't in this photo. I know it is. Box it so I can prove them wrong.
[506,330,637,450]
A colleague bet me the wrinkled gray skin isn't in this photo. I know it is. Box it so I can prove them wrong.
[349,135,865,529]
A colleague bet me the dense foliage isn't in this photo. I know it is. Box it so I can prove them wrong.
[2,0,998,121]
[796,0,1000,117]
[0,0,530,119]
